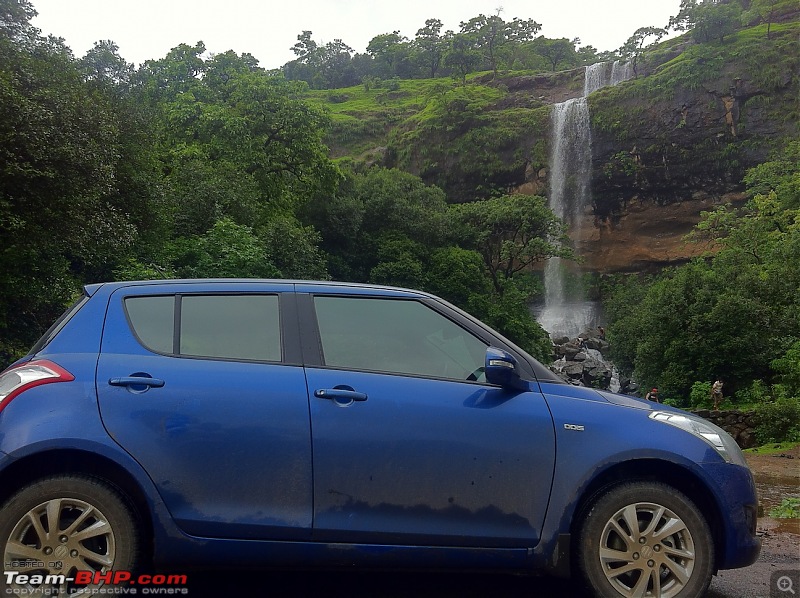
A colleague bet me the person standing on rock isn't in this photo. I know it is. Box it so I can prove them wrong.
[645,388,660,403]
[712,379,724,411]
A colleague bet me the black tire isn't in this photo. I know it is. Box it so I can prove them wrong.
[0,475,140,596]
[577,481,714,598]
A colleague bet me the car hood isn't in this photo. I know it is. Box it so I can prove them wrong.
[595,389,655,410]
[538,382,658,411]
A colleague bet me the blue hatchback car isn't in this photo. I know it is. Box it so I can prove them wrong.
[0,280,760,596]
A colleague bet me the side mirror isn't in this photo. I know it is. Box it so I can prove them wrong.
[484,347,527,390]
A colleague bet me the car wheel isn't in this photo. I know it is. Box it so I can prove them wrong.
[578,481,714,598]
[0,475,140,596]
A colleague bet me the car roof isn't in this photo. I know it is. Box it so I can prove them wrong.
[85,279,433,297]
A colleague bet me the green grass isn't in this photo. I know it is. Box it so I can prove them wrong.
[744,441,800,455]
[769,497,800,519]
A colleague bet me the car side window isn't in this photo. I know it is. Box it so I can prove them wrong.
[125,294,281,362]
[125,295,173,354]
[314,296,487,381]
[180,295,281,361]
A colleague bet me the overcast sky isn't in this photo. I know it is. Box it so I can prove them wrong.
[31,0,681,69]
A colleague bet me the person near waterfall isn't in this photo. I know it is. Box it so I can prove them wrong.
[712,379,724,411]
[645,388,660,403]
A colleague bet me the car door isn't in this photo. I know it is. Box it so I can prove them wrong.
[95,282,313,540]
[300,289,556,548]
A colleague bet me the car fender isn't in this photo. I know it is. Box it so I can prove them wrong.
[532,390,732,571]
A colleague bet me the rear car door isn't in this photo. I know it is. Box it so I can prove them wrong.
[96,282,313,540]
[299,287,557,548]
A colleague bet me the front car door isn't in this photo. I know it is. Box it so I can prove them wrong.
[96,282,313,540]
[299,286,556,548]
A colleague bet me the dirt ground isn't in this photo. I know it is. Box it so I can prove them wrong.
[745,443,800,562]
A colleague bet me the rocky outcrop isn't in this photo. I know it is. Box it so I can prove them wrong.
[573,190,748,272]
[550,328,620,390]
[583,29,799,274]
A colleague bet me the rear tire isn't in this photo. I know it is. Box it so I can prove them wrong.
[0,475,140,596]
[577,481,714,598]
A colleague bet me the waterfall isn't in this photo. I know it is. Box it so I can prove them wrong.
[583,62,609,96]
[610,60,633,85]
[537,62,632,339]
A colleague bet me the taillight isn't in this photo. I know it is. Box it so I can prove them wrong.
[0,360,75,413]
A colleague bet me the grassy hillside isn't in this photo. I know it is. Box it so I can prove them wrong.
[302,20,799,206]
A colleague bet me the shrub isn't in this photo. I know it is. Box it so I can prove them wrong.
[735,379,772,405]
[754,397,800,444]
[690,381,714,409]
[769,497,800,519]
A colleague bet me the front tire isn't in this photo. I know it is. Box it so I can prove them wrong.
[0,475,140,596]
[578,481,714,598]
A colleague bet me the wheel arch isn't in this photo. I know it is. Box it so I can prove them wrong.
[569,458,724,572]
[0,449,155,565]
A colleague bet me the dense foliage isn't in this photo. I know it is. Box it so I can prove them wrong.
[604,142,800,410]
[0,0,572,364]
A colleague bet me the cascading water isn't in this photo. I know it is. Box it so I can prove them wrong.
[537,62,632,339]
[610,60,633,85]
[537,97,593,338]
[583,62,608,96]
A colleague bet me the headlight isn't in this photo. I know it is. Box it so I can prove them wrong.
[650,411,748,467]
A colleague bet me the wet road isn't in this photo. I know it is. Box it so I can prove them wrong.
[182,542,798,597]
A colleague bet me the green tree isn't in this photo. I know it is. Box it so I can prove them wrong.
[291,30,318,63]
[668,0,700,32]
[742,0,780,39]
[532,37,578,71]
[668,0,741,43]
[367,31,410,78]
[0,0,36,41]
[0,19,137,359]
[316,39,359,88]
[443,32,480,84]
[78,40,134,87]
[135,41,206,103]
[772,340,800,396]
[306,167,448,281]
[498,17,543,71]
[168,218,280,279]
[459,13,541,77]
[619,26,666,76]
[449,194,573,295]
[413,19,446,78]
[692,1,741,43]
[143,55,338,230]
[285,31,358,89]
